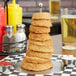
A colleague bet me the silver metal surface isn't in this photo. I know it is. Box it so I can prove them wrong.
[15,60,64,75]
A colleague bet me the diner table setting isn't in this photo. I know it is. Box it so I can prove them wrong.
[0,0,76,76]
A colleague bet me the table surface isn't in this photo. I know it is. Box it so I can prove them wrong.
[52,35,76,56]
[52,34,62,54]
[0,34,76,60]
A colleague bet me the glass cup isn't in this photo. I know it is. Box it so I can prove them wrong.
[49,0,61,23]
[49,0,60,16]
[61,8,76,50]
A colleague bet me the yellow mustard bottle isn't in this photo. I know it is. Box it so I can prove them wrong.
[5,0,22,33]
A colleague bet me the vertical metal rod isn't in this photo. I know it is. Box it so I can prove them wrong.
[3,0,9,24]
[39,3,43,12]
[7,5,8,25]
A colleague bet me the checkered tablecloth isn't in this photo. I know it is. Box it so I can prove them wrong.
[0,53,76,76]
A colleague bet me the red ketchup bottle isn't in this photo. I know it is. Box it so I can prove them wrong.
[0,5,5,52]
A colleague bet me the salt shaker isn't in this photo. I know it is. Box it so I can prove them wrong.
[15,24,27,52]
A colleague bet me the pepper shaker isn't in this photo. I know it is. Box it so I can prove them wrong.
[3,26,15,53]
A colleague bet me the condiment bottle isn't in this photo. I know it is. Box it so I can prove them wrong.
[0,5,5,52]
[3,26,15,53]
[15,24,26,52]
[5,0,22,33]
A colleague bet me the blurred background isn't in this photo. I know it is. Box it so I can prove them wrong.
[0,0,76,13]
[0,0,76,37]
